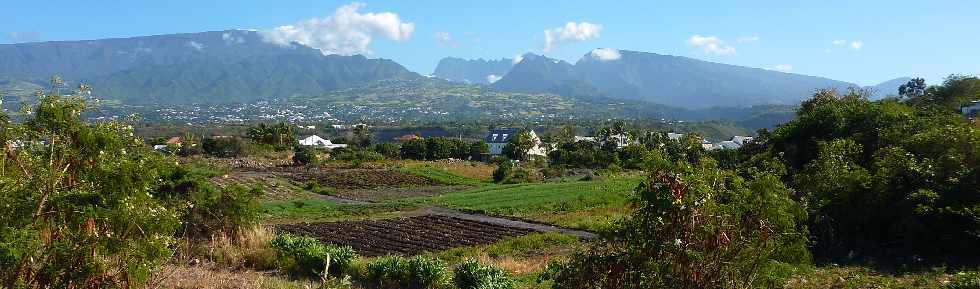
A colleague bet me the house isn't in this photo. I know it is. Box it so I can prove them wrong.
[714,140,740,150]
[298,135,347,149]
[485,128,547,157]
[573,136,597,143]
[731,135,754,146]
[667,132,684,141]
[165,137,182,147]
[394,134,421,142]
[963,100,980,118]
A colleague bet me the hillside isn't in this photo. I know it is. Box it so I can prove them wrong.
[0,30,420,104]
[489,50,858,108]
[865,77,912,99]
[297,78,673,121]
[431,57,513,84]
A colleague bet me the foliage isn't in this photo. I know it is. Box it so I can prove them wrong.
[492,161,512,183]
[545,159,808,289]
[202,137,246,157]
[502,129,536,161]
[453,260,515,289]
[270,234,358,278]
[947,272,980,289]
[469,141,489,160]
[331,148,385,164]
[372,143,402,159]
[364,255,450,289]
[156,165,263,239]
[293,145,320,166]
[248,122,296,150]
[757,86,980,264]
[0,84,180,288]
[903,75,980,111]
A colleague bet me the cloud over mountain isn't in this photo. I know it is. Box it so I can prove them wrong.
[261,2,415,55]
[544,22,602,52]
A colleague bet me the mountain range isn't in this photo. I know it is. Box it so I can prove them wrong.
[1,30,909,110]
[437,50,909,108]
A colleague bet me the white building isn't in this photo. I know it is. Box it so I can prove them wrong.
[298,135,348,149]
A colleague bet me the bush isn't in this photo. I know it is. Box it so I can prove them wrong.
[332,148,385,164]
[157,166,263,239]
[947,272,980,289]
[0,89,181,288]
[545,159,808,289]
[294,145,320,166]
[364,255,449,289]
[270,234,358,278]
[453,260,515,289]
[372,143,402,159]
[492,161,512,183]
[203,137,246,157]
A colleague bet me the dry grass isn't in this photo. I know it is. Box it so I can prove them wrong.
[399,160,495,181]
[177,226,278,271]
[783,266,956,289]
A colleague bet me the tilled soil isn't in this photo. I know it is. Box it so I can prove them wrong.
[275,215,536,256]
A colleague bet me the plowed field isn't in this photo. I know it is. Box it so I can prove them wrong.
[276,215,536,256]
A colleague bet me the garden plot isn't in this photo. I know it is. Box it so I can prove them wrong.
[275,215,536,256]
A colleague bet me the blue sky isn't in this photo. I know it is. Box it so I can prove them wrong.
[3,0,977,85]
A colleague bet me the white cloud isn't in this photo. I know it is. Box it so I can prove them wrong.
[222,32,245,44]
[512,54,525,64]
[187,41,205,51]
[832,39,847,45]
[736,36,760,43]
[543,22,602,52]
[590,48,621,61]
[687,35,736,56]
[486,74,502,83]
[771,64,793,72]
[261,2,415,55]
[850,41,863,50]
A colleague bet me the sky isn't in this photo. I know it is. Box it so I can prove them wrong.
[2,0,978,85]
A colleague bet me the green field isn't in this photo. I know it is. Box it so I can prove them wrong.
[415,175,643,230]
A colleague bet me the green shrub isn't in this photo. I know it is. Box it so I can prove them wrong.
[948,272,980,289]
[270,234,358,278]
[365,255,449,289]
[293,145,320,166]
[453,260,514,289]
[332,148,385,164]
[0,88,181,288]
[492,161,512,183]
[372,143,402,159]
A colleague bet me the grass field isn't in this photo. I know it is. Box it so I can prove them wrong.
[397,161,493,185]
[415,175,643,230]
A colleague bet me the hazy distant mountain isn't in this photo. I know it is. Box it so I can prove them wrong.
[490,50,858,108]
[0,30,419,104]
[432,57,513,84]
[865,77,912,99]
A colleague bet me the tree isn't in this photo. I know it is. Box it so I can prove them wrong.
[400,138,427,160]
[247,122,295,149]
[502,129,536,161]
[898,77,927,99]
[546,160,808,289]
[0,84,180,288]
[468,140,489,160]
[352,124,372,148]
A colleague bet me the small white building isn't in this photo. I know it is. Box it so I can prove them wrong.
[485,128,547,157]
[667,132,684,141]
[298,135,347,149]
